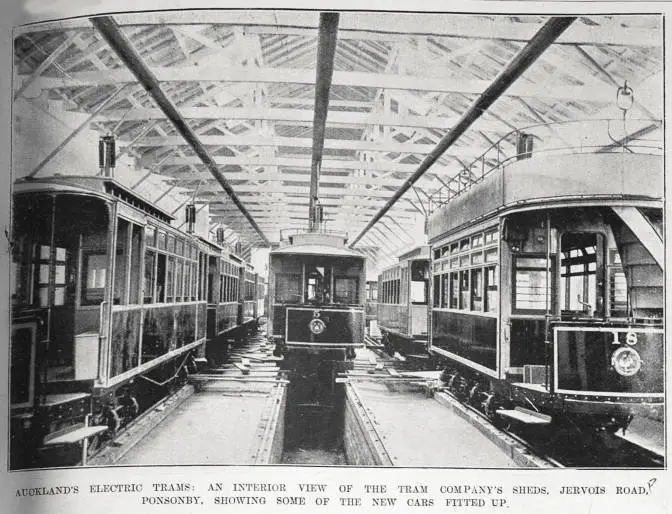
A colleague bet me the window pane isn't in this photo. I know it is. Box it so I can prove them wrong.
[275,274,301,303]
[144,251,155,303]
[334,277,358,304]
[83,253,107,305]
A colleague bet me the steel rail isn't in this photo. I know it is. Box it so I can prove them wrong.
[349,16,577,248]
[90,15,270,246]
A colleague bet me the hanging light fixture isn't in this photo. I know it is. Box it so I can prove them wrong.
[616,81,634,152]
[616,80,634,112]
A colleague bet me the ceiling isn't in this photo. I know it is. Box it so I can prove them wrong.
[12,11,663,271]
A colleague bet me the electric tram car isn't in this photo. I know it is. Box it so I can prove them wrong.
[9,175,263,469]
[268,230,366,358]
[267,229,366,442]
[377,246,430,356]
[424,132,663,435]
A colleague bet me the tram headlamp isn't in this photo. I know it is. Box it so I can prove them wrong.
[308,318,326,335]
[611,346,642,377]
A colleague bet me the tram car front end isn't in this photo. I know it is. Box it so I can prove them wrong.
[426,121,663,438]
[268,231,366,359]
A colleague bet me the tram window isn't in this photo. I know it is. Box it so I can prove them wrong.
[166,256,175,302]
[145,225,156,247]
[275,274,301,303]
[175,259,183,302]
[433,275,441,307]
[30,245,49,306]
[305,265,332,303]
[560,233,600,315]
[470,268,483,311]
[129,224,142,304]
[334,277,358,304]
[484,265,498,313]
[191,262,198,300]
[143,250,156,304]
[513,256,553,313]
[157,254,166,302]
[82,253,107,305]
[449,272,459,309]
[609,269,628,317]
[459,270,469,310]
[114,219,130,305]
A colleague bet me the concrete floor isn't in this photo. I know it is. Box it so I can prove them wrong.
[115,383,276,466]
[351,379,517,467]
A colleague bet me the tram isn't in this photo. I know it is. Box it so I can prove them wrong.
[9,175,262,468]
[377,246,430,356]
[425,120,663,434]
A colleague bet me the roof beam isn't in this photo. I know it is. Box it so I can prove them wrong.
[25,65,613,103]
[19,14,659,47]
[97,106,509,131]
[309,13,339,230]
[350,16,577,247]
[150,155,468,175]
[128,134,485,156]
[90,15,270,247]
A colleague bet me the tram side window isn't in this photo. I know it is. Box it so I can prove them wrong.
[441,273,449,308]
[470,268,483,311]
[449,272,459,309]
[82,253,107,305]
[175,259,183,302]
[113,219,142,305]
[275,273,301,303]
[157,254,166,302]
[166,256,175,303]
[433,275,441,308]
[144,250,156,304]
[459,270,469,310]
[129,224,142,304]
[484,265,498,313]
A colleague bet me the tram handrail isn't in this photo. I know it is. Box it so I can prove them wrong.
[428,118,662,212]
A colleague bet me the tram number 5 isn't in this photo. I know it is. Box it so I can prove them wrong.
[612,331,638,346]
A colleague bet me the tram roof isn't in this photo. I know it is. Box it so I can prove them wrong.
[11,9,662,273]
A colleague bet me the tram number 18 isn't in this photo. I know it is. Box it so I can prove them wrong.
[611,331,638,346]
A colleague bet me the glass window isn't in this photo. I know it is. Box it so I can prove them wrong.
[157,231,166,250]
[433,275,441,308]
[470,268,483,311]
[485,248,498,263]
[145,225,156,247]
[459,270,469,310]
[275,274,301,303]
[157,254,166,302]
[175,260,183,302]
[441,273,450,308]
[449,272,459,309]
[471,234,483,248]
[485,265,498,313]
[129,223,142,304]
[514,256,553,312]
[334,277,359,304]
[82,253,107,306]
[166,256,174,302]
[144,250,156,304]
[460,239,470,252]
[114,219,130,305]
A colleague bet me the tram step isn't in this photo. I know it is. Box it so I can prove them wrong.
[43,425,108,446]
[496,407,552,425]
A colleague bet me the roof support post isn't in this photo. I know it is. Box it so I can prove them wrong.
[308,12,339,231]
[349,16,576,247]
[91,15,269,246]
